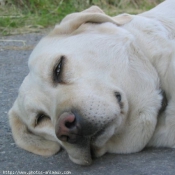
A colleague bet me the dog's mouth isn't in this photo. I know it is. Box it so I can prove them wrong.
[59,136,91,165]
[62,124,115,165]
[66,137,97,166]
[68,142,100,165]
[56,110,118,165]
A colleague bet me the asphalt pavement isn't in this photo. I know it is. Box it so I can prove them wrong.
[1,33,175,175]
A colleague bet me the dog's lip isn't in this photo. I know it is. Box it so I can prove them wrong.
[65,123,114,165]
[69,154,92,165]
[69,145,92,165]
[67,130,107,165]
[67,132,105,165]
[62,135,93,165]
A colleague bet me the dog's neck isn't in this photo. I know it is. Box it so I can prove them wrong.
[123,14,175,100]
[123,15,174,68]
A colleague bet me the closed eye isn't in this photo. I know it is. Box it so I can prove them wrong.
[53,56,65,83]
[35,113,50,126]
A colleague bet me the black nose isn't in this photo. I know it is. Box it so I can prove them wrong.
[55,111,96,144]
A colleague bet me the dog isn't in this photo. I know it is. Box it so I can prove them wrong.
[8,0,175,165]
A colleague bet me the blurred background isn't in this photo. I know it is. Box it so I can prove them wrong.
[0,0,163,35]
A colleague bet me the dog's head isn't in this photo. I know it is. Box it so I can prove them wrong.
[8,6,161,165]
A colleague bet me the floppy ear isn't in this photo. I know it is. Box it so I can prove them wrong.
[112,13,133,25]
[8,106,60,156]
[50,6,133,35]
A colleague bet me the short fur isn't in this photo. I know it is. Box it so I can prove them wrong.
[9,0,175,165]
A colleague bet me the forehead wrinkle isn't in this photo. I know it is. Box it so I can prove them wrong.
[29,54,63,86]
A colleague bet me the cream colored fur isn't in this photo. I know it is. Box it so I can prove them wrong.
[8,0,175,165]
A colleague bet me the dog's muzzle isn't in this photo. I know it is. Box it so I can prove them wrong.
[55,110,111,165]
[55,110,97,144]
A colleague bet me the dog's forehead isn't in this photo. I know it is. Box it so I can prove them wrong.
[25,24,133,91]
[28,23,128,68]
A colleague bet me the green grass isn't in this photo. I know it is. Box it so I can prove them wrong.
[0,0,163,36]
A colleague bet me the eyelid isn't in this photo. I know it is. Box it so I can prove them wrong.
[53,56,65,84]
[35,112,50,127]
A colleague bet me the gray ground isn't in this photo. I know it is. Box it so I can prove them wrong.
[1,33,175,175]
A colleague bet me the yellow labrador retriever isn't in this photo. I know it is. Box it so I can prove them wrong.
[9,0,175,165]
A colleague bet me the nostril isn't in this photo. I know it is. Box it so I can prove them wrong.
[65,118,76,129]
[61,113,75,128]
[56,112,79,143]
[115,92,122,102]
